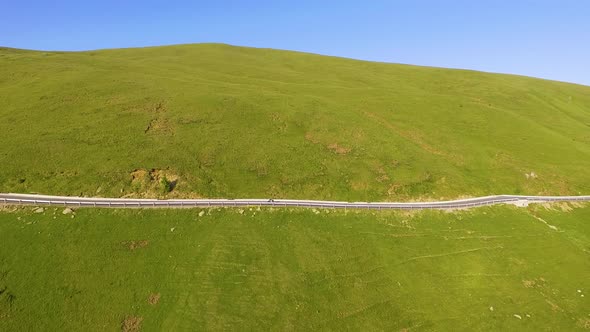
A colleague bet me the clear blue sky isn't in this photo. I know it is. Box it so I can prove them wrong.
[3,0,589,85]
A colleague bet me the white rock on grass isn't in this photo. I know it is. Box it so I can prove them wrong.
[34,207,44,213]
[198,211,205,217]
[62,208,74,215]
[513,314,522,320]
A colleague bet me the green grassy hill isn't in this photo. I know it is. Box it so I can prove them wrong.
[1,43,589,200]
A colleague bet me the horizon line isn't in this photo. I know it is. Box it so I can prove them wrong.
[2,42,588,88]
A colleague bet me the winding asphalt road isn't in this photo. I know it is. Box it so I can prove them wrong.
[1,193,589,210]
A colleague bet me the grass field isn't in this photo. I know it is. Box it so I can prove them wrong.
[1,204,589,331]
[1,44,590,200]
[1,43,589,331]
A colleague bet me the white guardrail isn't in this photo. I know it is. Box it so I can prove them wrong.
[0,193,589,210]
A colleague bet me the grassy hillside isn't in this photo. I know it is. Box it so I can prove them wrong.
[1,44,590,200]
[1,204,589,330]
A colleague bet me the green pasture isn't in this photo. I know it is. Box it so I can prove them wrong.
[0,204,589,331]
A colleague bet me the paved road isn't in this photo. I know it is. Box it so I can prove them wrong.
[1,193,589,210]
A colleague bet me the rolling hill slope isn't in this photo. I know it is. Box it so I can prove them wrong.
[1,44,589,200]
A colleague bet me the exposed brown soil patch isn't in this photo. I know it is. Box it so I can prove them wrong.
[148,293,161,305]
[350,180,369,191]
[578,318,590,329]
[534,201,588,212]
[387,184,402,196]
[375,165,390,182]
[306,132,351,154]
[0,205,19,212]
[131,169,149,182]
[327,143,351,155]
[304,132,320,144]
[546,299,563,312]
[122,240,149,251]
[522,280,536,288]
[129,168,179,196]
[122,316,143,332]
[145,117,173,135]
[144,102,173,135]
